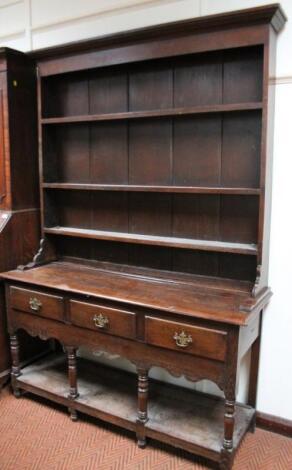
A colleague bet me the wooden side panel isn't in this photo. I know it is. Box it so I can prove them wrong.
[8,60,39,210]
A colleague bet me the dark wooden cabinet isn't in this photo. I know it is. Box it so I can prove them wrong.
[0,48,43,387]
[1,5,286,469]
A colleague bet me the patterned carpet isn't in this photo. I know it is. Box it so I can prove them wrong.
[0,387,291,470]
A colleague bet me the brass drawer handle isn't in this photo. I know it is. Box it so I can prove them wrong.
[93,313,109,329]
[173,331,192,348]
[29,297,42,312]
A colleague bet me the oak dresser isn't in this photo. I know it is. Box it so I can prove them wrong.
[1,5,286,468]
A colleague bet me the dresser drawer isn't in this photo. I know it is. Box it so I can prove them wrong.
[145,316,227,361]
[9,286,64,321]
[70,300,136,339]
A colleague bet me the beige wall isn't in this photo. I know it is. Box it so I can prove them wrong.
[1,0,291,421]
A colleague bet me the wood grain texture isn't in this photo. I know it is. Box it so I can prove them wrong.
[129,120,172,185]
[44,227,258,255]
[90,122,128,184]
[1,261,268,325]
[145,316,227,361]
[173,115,221,186]
[42,183,261,195]
[41,102,263,124]
[70,300,136,340]
[1,6,284,467]
[221,112,261,188]
[9,286,64,321]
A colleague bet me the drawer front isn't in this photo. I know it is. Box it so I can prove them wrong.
[10,286,64,321]
[70,300,136,339]
[145,316,227,361]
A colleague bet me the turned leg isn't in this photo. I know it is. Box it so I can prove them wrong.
[66,346,79,421]
[220,398,235,469]
[220,397,236,470]
[223,398,235,450]
[136,367,149,448]
[10,333,22,398]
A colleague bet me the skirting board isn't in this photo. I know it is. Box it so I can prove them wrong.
[256,412,292,438]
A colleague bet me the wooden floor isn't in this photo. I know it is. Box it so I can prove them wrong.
[0,386,291,470]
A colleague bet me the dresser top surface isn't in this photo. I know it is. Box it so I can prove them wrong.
[1,261,270,325]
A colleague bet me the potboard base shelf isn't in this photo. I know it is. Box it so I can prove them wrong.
[16,353,254,463]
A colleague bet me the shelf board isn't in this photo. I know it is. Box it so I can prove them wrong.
[17,353,254,459]
[42,183,261,195]
[44,226,258,255]
[41,102,262,124]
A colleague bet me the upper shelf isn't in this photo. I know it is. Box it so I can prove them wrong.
[44,226,258,255]
[41,102,263,124]
[42,183,261,195]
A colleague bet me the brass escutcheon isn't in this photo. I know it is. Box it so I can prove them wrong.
[93,313,109,329]
[29,297,42,312]
[173,330,192,348]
